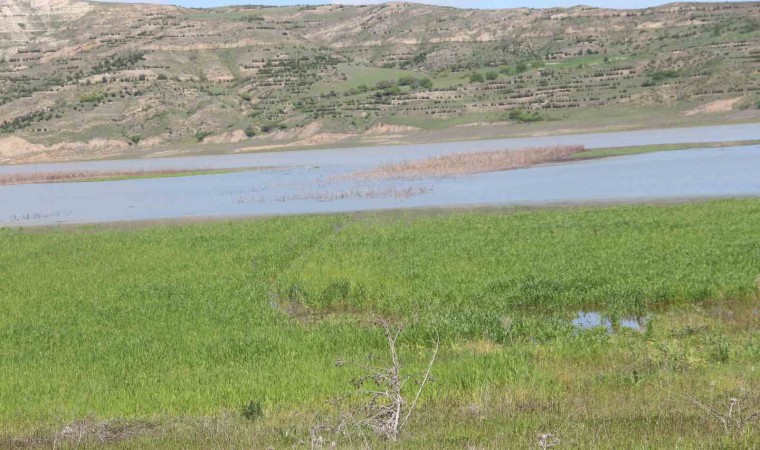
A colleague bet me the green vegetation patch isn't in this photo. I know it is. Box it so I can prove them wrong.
[507,109,545,123]
[1,200,759,447]
[310,63,426,95]
[573,140,760,159]
[79,91,107,103]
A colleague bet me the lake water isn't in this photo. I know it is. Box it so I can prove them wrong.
[1,124,759,226]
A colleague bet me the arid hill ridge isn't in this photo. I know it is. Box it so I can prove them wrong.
[0,1,758,163]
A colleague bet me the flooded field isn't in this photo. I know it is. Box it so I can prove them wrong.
[1,124,759,226]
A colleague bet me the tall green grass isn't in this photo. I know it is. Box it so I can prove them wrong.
[1,200,759,447]
[276,201,760,340]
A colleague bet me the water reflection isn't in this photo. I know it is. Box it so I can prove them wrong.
[572,311,648,333]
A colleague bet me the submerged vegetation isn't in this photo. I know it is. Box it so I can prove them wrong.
[1,199,759,447]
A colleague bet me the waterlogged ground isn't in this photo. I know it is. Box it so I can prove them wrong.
[1,124,759,226]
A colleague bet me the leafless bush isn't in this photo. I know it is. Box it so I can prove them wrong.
[352,319,438,441]
[354,320,430,442]
[311,319,439,445]
[343,145,586,181]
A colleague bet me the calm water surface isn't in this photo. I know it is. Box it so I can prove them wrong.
[1,124,759,226]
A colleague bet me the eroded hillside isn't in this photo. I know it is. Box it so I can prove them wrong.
[0,1,758,162]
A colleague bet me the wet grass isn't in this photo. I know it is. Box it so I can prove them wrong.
[573,139,760,160]
[1,199,759,448]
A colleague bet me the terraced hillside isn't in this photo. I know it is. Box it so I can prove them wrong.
[0,0,759,163]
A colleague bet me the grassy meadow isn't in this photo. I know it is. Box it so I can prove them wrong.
[1,200,760,448]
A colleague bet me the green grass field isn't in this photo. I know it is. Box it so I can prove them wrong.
[2,200,759,448]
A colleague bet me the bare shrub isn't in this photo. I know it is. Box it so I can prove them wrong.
[353,319,438,441]
[311,319,439,445]
[344,145,586,181]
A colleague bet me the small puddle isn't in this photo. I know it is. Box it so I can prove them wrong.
[573,311,648,333]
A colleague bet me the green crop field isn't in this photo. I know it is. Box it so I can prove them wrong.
[2,200,760,448]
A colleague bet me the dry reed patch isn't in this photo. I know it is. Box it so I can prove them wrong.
[0,169,208,186]
[344,145,585,181]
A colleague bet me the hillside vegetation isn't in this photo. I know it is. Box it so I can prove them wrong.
[0,1,758,162]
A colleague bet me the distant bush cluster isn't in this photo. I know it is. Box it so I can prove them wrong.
[508,110,545,123]
[342,76,433,98]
